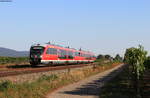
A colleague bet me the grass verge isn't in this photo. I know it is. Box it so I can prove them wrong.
[0,62,121,98]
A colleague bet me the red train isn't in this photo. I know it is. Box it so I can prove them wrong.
[29,43,96,66]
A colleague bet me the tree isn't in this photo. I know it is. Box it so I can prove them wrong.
[124,45,147,79]
[124,45,147,98]
[105,55,111,60]
[144,56,150,68]
[97,54,104,59]
[114,54,122,62]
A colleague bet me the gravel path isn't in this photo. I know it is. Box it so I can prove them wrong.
[46,64,125,98]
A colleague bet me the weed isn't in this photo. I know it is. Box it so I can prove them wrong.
[0,80,12,91]
[38,74,58,82]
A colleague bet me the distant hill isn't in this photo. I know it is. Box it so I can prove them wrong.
[0,47,29,57]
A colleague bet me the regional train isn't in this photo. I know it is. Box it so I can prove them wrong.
[29,43,96,66]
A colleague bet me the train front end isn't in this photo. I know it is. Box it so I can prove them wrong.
[29,45,45,65]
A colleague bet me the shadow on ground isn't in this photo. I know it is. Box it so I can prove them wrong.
[62,66,125,96]
[7,64,31,68]
[6,64,47,68]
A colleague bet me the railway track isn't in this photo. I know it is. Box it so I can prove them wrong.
[0,63,95,77]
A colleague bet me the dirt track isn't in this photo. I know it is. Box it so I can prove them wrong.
[46,64,125,98]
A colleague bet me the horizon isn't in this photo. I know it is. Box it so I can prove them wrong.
[0,0,150,57]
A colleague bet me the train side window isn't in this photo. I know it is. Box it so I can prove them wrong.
[46,48,57,55]
[59,49,67,59]
[80,53,83,57]
[82,53,84,57]
[75,52,79,56]
[68,51,74,59]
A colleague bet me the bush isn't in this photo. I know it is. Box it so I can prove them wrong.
[0,80,13,91]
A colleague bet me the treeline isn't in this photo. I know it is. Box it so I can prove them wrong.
[0,57,29,65]
[96,54,123,62]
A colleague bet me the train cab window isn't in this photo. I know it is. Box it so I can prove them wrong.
[30,46,45,55]
[46,48,57,55]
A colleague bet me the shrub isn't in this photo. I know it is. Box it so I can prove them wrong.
[0,80,13,91]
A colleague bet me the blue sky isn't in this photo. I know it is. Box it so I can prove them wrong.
[0,0,150,56]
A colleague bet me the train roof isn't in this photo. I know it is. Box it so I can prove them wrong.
[31,43,94,55]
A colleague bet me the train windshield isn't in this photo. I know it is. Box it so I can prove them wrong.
[30,46,45,55]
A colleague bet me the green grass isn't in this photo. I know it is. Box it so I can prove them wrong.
[0,73,85,98]
[0,57,29,65]
[0,74,59,98]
